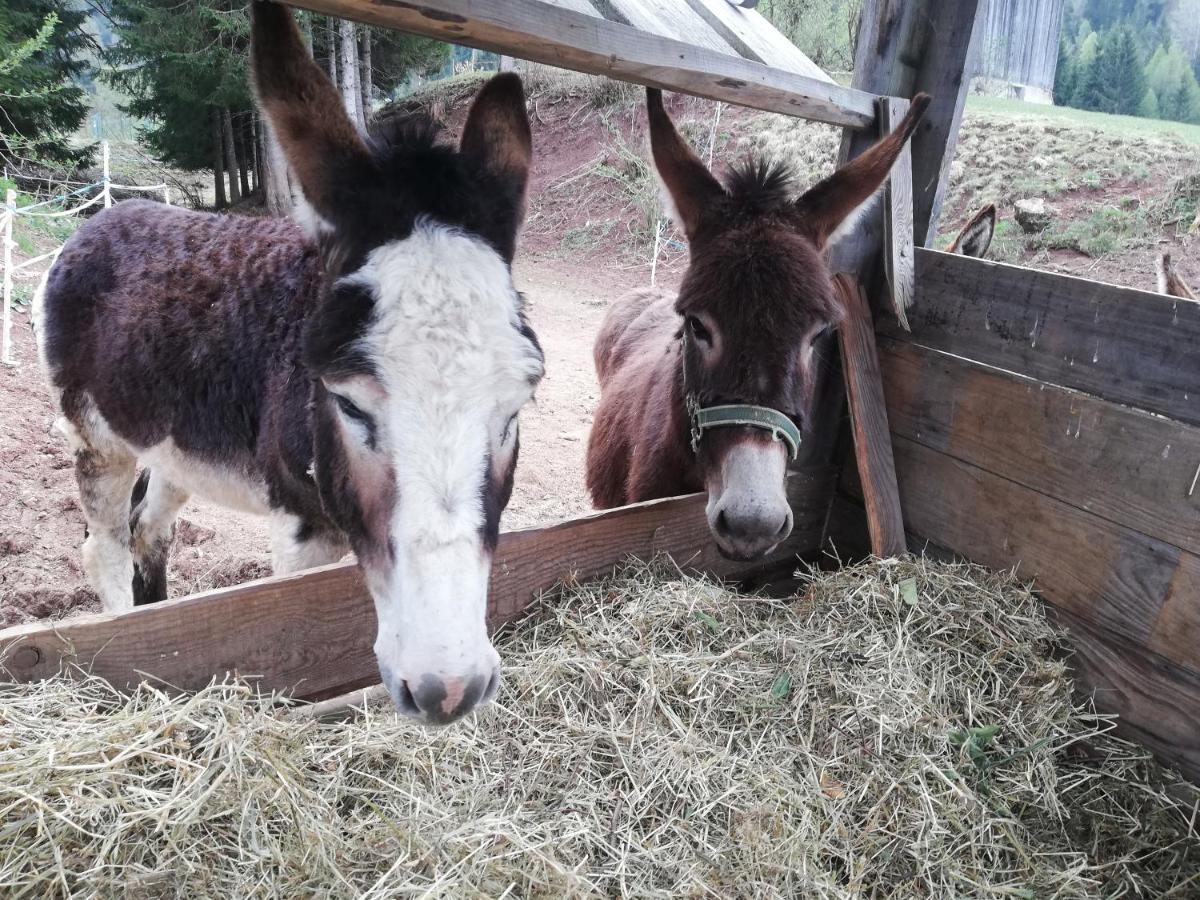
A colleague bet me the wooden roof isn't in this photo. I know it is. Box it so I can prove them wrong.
[286,0,881,129]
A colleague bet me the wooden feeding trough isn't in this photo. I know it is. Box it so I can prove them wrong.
[2,0,1198,785]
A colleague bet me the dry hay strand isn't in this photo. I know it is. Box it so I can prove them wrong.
[2,558,1198,898]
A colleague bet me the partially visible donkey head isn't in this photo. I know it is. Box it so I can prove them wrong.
[947,204,996,258]
[252,1,543,724]
[647,89,930,560]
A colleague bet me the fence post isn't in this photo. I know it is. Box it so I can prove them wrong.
[2,189,15,366]
[102,141,112,209]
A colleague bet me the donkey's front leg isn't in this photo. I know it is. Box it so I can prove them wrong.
[73,444,138,612]
[269,512,349,575]
[129,468,189,605]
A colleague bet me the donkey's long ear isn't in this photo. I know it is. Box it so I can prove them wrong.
[647,88,724,240]
[949,203,996,258]
[794,93,931,249]
[250,1,370,220]
[459,73,533,261]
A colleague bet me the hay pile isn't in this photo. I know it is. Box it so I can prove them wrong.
[2,558,1198,898]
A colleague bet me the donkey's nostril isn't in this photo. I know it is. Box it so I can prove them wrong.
[715,509,731,537]
[393,678,419,717]
[776,515,792,538]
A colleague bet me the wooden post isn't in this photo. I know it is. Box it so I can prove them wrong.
[1,189,14,367]
[879,97,914,330]
[830,0,986,277]
[835,275,905,558]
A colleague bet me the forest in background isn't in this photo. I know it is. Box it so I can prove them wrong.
[1055,0,1200,121]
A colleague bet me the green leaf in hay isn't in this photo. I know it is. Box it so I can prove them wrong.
[769,671,793,700]
[898,578,918,605]
[694,611,720,633]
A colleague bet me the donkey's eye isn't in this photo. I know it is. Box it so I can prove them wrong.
[501,413,518,445]
[333,393,374,428]
[687,316,712,345]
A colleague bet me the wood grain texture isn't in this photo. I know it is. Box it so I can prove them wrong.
[879,339,1200,556]
[0,468,835,701]
[879,97,914,330]
[680,0,832,81]
[830,0,985,276]
[883,436,1200,671]
[601,0,736,55]
[282,0,877,128]
[896,249,1200,427]
[1049,608,1200,785]
[835,276,906,557]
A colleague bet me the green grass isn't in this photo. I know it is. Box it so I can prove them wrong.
[964,95,1200,145]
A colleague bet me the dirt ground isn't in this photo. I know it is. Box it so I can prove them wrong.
[4,78,1200,628]
[0,253,668,628]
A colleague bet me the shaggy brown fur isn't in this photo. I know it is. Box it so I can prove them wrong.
[586,90,930,518]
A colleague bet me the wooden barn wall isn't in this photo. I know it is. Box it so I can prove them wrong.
[976,0,1066,95]
[834,248,1200,781]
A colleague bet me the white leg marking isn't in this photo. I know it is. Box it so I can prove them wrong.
[269,512,349,575]
[131,471,189,561]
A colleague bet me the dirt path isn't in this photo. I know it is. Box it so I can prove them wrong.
[0,254,655,627]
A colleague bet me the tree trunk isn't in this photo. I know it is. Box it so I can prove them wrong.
[326,17,338,89]
[301,12,314,58]
[260,116,293,218]
[222,107,242,206]
[359,28,372,121]
[211,108,227,209]
[247,114,259,195]
[340,18,362,126]
[234,113,251,199]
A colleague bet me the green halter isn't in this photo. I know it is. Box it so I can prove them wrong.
[681,331,802,461]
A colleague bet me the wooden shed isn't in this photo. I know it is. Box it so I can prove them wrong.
[2,0,1197,786]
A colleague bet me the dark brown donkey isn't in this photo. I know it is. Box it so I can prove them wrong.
[586,90,929,561]
[33,2,543,724]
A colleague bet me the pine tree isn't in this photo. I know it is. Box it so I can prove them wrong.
[1139,87,1161,118]
[1109,27,1147,115]
[1054,37,1076,105]
[0,0,95,168]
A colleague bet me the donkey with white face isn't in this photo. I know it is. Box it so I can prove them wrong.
[34,1,543,724]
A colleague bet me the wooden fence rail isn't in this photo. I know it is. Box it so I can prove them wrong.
[0,467,834,702]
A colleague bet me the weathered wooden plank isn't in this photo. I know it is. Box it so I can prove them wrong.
[680,0,832,82]
[884,436,1200,672]
[0,468,834,701]
[893,249,1200,427]
[836,275,905,557]
[879,97,914,330]
[1048,608,1200,786]
[545,0,601,17]
[830,0,985,276]
[879,339,1200,556]
[600,0,737,56]
[282,0,877,128]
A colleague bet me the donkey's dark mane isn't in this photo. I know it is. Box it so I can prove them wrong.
[723,158,796,214]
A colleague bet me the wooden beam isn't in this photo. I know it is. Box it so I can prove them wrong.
[830,0,985,275]
[680,0,833,82]
[0,467,834,701]
[879,339,1200,556]
[882,436,1200,672]
[835,276,905,557]
[601,0,737,56]
[879,97,915,330]
[281,0,877,128]
[895,250,1200,427]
